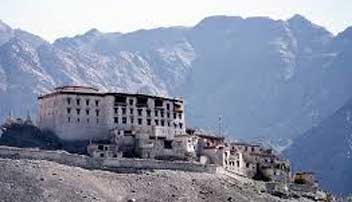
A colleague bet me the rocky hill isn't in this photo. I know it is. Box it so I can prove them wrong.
[0,158,318,202]
[1,15,352,148]
[284,98,352,196]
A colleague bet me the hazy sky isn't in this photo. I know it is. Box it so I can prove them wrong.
[0,0,351,42]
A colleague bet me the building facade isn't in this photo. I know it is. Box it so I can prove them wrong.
[38,86,185,141]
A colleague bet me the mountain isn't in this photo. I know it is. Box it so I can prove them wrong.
[0,15,351,149]
[284,98,352,195]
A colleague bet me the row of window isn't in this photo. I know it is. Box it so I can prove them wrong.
[115,107,183,119]
[67,117,99,124]
[67,97,100,107]
[113,116,183,129]
[67,108,100,116]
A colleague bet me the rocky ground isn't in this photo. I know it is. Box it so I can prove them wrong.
[0,158,316,202]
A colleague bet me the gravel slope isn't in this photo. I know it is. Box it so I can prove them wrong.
[0,158,313,202]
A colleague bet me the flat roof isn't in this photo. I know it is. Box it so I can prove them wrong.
[38,86,183,102]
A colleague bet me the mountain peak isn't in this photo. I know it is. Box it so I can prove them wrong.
[288,14,310,23]
[84,28,102,37]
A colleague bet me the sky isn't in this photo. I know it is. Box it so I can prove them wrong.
[0,0,351,42]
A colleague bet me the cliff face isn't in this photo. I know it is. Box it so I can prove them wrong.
[0,158,315,202]
[284,98,352,195]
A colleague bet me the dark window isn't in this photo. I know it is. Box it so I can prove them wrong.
[98,145,104,150]
[146,109,151,117]
[164,140,173,149]
[246,163,250,168]
[76,99,80,105]
[130,108,134,115]
[138,118,142,125]
[161,111,164,118]
[114,108,118,114]
[96,109,100,116]
[167,112,170,118]
[166,103,170,110]
[86,109,90,115]
[155,110,159,117]
[236,161,240,167]
[129,99,134,105]
[76,108,81,115]
[138,109,143,116]
[68,117,71,123]
[147,119,151,125]
[179,123,183,129]
[86,99,90,106]
[67,108,71,114]
[167,121,170,127]
[67,98,71,105]
[114,95,127,104]
[155,120,159,126]
[173,113,177,119]
[251,147,255,152]
[130,117,134,124]
[77,118,80,123]
[155,99,163,107]
[95,100,99,107]
[161,120,165,126]
[122,117,127,124]
[178,113,182,119]
[136,97,148,106]
[114,117,118,123]
[122,108,126,115]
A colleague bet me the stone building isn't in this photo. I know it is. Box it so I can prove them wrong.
[223,142,291,183]
[38,86,185,141]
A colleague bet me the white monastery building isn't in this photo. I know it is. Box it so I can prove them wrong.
[38,86,185,141]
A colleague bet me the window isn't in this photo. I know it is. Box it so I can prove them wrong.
[67,108,71,114]
[138,109,143,116]
[138,118,142,125]
[179,123,183,129]
[155,99,163,107]
[76,108,81,115]
[167,121,170,127]
[77,118,80,123]
[68,117,71,123]
[236,161,240,167]
[173,113,177,119]
[146,110,151,117]
[155,110,159,117]
[86,99,90,106]
[114,117,118,123]
[147,119,151,126]
[155,120,159,126]
[130,117,134,124]
[167,112,170,118]
[96,109,100,116]
[161,120,165,126]
[122,108,126,115]
[130,108,134,115]
[164,140,173,149]
[114,108,118,114]
[95,100,99,107]
[76,98,80,105]
[86,109,90,115]
[67,98,71,105]
[129,99,134,105]
[161,111,164,118]
[98,145,104,150]
[122,117,127,124]
[166,103,170,110]
[178,113,182,119]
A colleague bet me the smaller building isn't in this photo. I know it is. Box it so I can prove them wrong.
[87,142,122,158]
[294,172,316,185]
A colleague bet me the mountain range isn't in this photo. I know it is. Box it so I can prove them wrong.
[1,14,352,194]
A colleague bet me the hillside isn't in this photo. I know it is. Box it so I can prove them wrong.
[0,158,317,202]
[284,98,352,195]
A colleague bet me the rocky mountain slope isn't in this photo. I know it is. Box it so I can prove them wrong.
[0,15,352,147]
[284,98,352,196]
[0,158,316,202]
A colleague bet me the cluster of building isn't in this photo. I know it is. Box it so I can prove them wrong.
[37,86,317,186]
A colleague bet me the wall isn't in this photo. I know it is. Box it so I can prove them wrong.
[0,146,217,173]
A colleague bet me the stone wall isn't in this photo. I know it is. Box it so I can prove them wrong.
[0,146,217,173]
